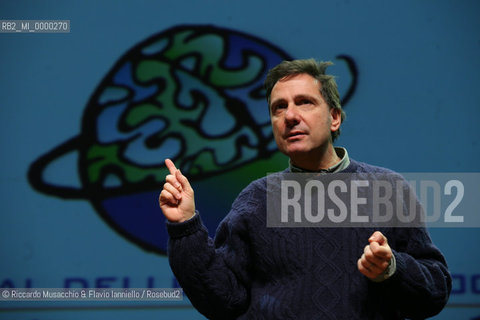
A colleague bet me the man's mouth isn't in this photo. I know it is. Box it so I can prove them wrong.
[285,131,307,140]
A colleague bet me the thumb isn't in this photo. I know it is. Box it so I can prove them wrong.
[369,231,387,245]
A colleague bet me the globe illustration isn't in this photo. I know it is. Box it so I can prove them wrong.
[28,25,293,254]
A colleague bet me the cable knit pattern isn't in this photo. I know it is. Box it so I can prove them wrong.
[166,159,451,319]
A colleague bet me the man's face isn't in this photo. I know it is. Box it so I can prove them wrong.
[269,73,341,165]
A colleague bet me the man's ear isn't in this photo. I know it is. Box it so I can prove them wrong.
[330,108,341,132]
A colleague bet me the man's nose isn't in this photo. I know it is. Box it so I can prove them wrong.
[284,105,300,125]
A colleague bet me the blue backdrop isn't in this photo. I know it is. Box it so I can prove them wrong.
[1,0,479,319]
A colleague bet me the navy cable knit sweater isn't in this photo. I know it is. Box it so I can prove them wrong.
[166,159,451,319]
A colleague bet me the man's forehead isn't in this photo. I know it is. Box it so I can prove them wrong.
[271,74,321,97]
[274,74,320,90]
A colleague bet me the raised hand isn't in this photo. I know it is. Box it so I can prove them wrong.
[158,159,195,223]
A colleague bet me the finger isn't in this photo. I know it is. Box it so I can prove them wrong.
[363,246,387,268]
[165,158,178,176]
[159,189,179,206]
[369,241,392,260]
[357,258,370,276]
[163,182,182,200]
[165,174,182,190]
[357,257,379,278]
[360,253,386,274]
[369,231,387,245]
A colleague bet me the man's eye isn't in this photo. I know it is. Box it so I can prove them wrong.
[272,104,286,112]
[300,99,312,105]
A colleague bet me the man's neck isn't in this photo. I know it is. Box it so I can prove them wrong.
[290,144,341,172]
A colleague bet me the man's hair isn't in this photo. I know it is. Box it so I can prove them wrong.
[264,58,345,142]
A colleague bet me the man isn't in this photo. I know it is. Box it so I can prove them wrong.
[159,59,451,319]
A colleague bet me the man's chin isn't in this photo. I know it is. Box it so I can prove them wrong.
[282,147,310,157]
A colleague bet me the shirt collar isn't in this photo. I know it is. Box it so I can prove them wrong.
[289,147,350,173]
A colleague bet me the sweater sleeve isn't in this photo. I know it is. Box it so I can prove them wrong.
[376,227,452,319]
[363,168,452,318]
[166,183,259,320]
[371,171,452,318]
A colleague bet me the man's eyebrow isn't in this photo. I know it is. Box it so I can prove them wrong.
[269,98,286,107]
[294,94,321,103]
[270,93,322,108]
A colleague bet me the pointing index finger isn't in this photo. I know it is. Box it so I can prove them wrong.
[165,158,178,175]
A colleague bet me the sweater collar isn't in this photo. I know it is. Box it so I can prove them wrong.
[288,147,351,173]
